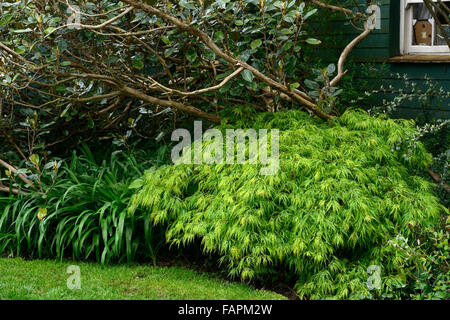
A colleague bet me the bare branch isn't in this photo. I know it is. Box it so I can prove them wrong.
[0,183,27,195]
[45,6,134,36]
[428,168,450,194]
[121,85,221,123]
[423,0,450,49]
[330,21,372,87]
[0,158,34,186]
[0,42,38,68]
[308,0,366,17]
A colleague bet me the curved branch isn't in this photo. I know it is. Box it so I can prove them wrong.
[437,0,450,14]
[45,6,134,37]
[330,21,372,87]
[121,85,221,123]
[150,67,244,97]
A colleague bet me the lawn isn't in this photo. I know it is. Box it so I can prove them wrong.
[0,258,285,300]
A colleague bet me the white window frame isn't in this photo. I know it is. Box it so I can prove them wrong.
[400,0,450,55]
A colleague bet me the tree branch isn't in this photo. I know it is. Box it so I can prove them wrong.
[0,42,38,68]
[308,0,366,17]
[0,183,27,195]
[0,158,34,186]
[150,67,244,97]
[121,85,221,123]
[45,6,134,36]
[121,0,334,121]
[428,168,450,194]
[330,21,372,87]
[423,0,450,49]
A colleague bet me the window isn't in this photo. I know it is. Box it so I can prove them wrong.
[400,0,450,55]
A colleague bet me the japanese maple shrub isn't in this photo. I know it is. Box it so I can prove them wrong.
[129,110,445,299]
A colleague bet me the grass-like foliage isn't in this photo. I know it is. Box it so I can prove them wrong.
[0,146,162,264]
[129,110,445,299]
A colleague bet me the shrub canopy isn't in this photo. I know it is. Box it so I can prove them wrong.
[129,110,444,299]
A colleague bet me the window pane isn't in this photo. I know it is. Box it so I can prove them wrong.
[411,4,433,46]
[434,1,450,46]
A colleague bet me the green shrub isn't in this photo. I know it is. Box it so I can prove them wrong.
[0,145,164,264]
[418,120,449,208]
[129,110,445,299]
[393,215,449,300]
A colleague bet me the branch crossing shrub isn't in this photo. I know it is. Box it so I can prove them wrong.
[129,110,445,299]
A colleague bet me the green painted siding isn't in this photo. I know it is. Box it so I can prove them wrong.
[309,0,450,119]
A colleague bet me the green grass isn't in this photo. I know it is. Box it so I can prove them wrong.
[0,258,285,300]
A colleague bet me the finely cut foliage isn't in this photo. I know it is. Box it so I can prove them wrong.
[129,110,445,299]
